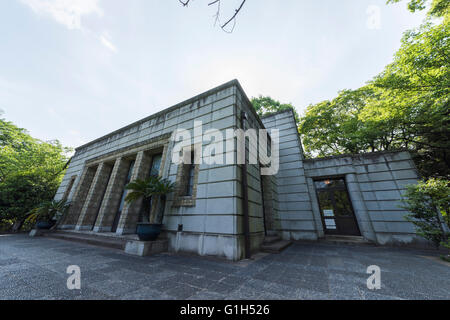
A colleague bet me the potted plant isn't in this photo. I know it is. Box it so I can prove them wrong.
[125,176,175,241]
[26,199,70,230]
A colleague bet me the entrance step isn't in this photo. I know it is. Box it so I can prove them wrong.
[125,239,169,257]
[261,239,292,254]
[266,230,279,237]
[42,230,132,250]
[321,235,374,246]
[263,235,281,245]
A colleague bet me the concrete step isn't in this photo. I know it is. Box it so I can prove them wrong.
[263,235,281,245]
[43,231,128,250]
[266,230,278,237]
[261,240,292,254]
[321,235,374,246]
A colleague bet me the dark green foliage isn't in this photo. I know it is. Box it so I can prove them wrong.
[251,96,301,131]
[299,17,449,179]
[387,0,449,17]
[0,117,71,230]
[402,178,450,248]
[26,199,70,224]
[125,176,175,203]
[125,176,175,223]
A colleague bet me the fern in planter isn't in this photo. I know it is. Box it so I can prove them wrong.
[125,176,175,240]
[26,199,70,230]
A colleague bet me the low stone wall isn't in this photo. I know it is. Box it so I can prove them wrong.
[304,151,423,246]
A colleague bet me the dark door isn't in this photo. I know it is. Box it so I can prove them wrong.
[315,178,360,236]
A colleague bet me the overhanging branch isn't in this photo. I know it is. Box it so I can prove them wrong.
[180,0,248,32]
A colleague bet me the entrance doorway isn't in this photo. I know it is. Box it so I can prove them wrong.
[314,178,360,236]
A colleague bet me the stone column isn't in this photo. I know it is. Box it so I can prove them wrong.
[75,162,112,230]
[346,173,376,241]
[116,151,152,235]
[306,177,325,238]
[60,165,97,229]
[160,144,170,177]
[93,157,130,232]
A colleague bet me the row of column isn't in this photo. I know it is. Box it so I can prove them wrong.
[63,150,160,235]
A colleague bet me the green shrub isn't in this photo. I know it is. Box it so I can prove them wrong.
[402,178,450,248]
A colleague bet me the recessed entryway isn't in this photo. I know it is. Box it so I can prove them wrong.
[314,178,361,236]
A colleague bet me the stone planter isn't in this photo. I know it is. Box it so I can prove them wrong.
[136,223,162,241]
[36,220,55,230]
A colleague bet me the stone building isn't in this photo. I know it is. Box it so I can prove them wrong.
[55,79,423,260]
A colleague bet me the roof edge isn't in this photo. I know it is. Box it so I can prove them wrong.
[303,149,411,162]
[260,108,295,120]
[75,79,241,151]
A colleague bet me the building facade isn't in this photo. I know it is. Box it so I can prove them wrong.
[55,80,423,260]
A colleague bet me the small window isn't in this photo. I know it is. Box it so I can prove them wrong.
[149,153,162,177]
[185,168,195,196]
[173,149,198,207]
[184,152,195,196]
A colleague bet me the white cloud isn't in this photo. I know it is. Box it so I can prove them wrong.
[20,0,117,53]
[100,33,117,52]
[20,0,103,30]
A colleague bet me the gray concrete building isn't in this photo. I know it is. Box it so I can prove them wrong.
[55,79,423,260]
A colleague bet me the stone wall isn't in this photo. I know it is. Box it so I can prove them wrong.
[304,151,422,246]
[261,110,317,241]
[56,80,246,260]
[235,88,269,254]
[262,109,422,247]
[55,80,425,260]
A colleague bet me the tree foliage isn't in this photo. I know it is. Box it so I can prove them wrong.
[387,0,449,18]
[402,178,450,248]
[125,176,175,223]
[26,199,70,224]
[299,16,449,178]
[0,117,71,230]
[298,86,400,157]
[251,95,301,131]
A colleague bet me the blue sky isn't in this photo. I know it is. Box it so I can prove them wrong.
[0,0,426,149]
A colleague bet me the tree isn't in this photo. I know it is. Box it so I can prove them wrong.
[387,0,449,18]
[402,178,449,254]
[251,95,301,131]
[298,87,396,157]
[0,117,71,231]
[367,19,450,178]
[299,18,449,178]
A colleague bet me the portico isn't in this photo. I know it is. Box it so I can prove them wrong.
[60,134,171,236]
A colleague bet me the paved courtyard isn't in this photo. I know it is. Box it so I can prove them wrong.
[0,234,449,300]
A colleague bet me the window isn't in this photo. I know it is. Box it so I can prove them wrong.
[149,153,162,177]
[185,152,195,196]
[173,149,198,207]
